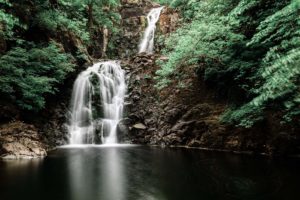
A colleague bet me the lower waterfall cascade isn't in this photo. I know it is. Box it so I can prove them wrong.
[68,61,126,145]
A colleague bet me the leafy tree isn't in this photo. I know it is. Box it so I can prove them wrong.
[224,0,300,126]
[156,0,300,127]
[155,0,243,89]
[0,41,75,110]
[0,0,122,112]
[0,0,22,39]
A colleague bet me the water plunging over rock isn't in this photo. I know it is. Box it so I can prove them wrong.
[139,6,164,54]
[68,61,126,145]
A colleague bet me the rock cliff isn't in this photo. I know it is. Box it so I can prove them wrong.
[123,53,300,156]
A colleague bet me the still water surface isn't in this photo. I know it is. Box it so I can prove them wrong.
[0,145,299,200]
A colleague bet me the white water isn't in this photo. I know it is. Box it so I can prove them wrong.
[68,61,126,145]
[139,6,164,54]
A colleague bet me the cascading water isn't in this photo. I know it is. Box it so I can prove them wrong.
[68,61,126,145]
[139,6,164,54]
[68,6,163,145]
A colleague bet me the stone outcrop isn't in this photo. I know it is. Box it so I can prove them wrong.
[0,122,47,159]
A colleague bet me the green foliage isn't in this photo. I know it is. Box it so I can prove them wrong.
[58,0,121,29]
[36,9,90,42]
[222,104,264,128]
[0,41,75,111]
[231,0,300,125]
[33,0,120,42]
[156,0,300,127]
[155,0,243,89]
[0,0,21,39]
[2,0,120,44]
[0,0,122,113]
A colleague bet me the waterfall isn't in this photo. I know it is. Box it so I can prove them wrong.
[67,7,164,145]
[68,61,126,145]
[139,6,164,54]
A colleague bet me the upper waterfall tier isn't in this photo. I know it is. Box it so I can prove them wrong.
[68,61,126,145]
[139,6,164,54]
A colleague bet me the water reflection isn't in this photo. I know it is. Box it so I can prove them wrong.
[0,146,300,200]
[0,159,43,200]
[57,146,300,200]
[0,159,42,171]
[67,146,126,200]
[100,148,124,200]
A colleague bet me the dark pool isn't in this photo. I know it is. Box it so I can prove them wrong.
[0,145,299,200]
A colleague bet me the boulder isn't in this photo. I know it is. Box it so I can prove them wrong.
[133,123,147,130]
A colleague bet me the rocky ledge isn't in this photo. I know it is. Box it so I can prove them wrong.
[0,121,47,159]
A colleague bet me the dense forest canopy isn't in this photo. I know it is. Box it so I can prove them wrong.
[155,0,300,128]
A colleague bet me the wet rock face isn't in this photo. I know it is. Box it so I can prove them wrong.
[0,122,47,159]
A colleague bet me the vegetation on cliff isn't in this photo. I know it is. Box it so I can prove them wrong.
[0,0,120,112]
[0,0,299,151]
[155,0,300,128]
